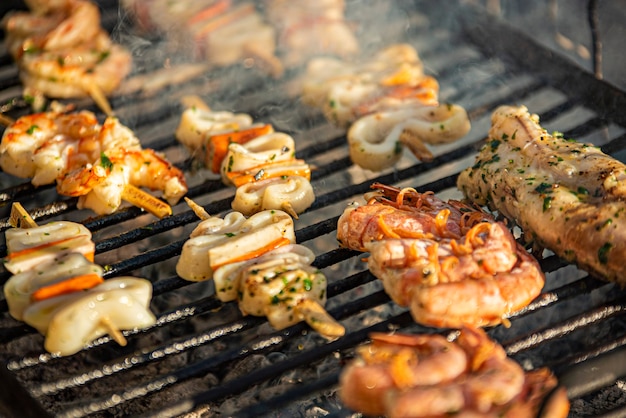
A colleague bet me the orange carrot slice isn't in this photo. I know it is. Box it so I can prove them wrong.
[7,236,83,261]
[206,123,274,173]
[30,273,104,302]
[225,159,310,187]
[211,236,291,269]
[187,0,231,26]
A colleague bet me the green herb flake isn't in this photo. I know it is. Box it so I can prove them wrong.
[100,152,113,170]
[26,125,39,135]
[598,242,613,264]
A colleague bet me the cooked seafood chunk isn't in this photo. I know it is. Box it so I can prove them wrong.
[4,221,94,274]
[338,183,544,327]
[4,253,103,321]
[302,44,471,171]
[3,0,131,114]
[340,327,569,417]
[213,244,344,338]
[458,105,626,284]
[231,175,315,218]
[23,277,156,356]
[176,209,295,281]
[0,109,187,217]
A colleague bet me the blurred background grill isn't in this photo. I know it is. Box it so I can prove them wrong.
[1,1,626,417]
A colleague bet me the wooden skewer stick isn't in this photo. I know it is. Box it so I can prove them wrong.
[0,113,15,127]
[100,316,128,347]
[281,201,299,219]
[295,299,345,340]
[121,184,173,219]
[184,197,211,221]
[180,95,211,112]
[9,202,38,229]
[85,83,114,117]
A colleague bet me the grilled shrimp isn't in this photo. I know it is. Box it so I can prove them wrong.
[366,223,544,328]
[338,184,544,328]
[340,327,567,418]
[339,332,469,416]
[337,183,493,251]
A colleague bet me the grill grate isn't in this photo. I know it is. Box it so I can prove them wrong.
[1,1,626,417]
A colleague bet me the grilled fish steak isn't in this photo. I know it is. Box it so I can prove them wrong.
[458,105,626,284]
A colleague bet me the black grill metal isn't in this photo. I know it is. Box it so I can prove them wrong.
[1,1,626,417]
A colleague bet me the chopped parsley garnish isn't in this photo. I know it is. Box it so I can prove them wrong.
[100,152,113,170]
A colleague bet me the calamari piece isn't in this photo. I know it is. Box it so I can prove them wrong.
[175,106,254,155]
[458,105,626,284]
[231,175,315,218]
[22,277,156,356]
[214,244,344,338]
[225,158,311,188]
[4,253,103,321]
[220,132,297,184]
[340,328,568,418]
[176,209,295,281]
[348,103,471,171]
[4,221,94,274]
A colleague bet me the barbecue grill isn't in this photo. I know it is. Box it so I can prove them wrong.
[1,1,626,417]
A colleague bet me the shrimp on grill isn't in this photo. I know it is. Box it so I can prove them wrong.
[0,109,187,217]
[337,183,494,252]
[2,0,132,114]
[337,183,545,328]
[340,327,569,418]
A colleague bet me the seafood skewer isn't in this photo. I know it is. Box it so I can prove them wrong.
[2,0,132,114]
[177,199,343,338]
[0,108,187,217]
[458,105,626,284]
[337,183,545,328]
[175,97,315,218]
[339,327,569,417]
[302,44,471,171]
[3,203,156,356]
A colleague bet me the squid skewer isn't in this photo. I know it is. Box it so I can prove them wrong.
[4,203,157,354]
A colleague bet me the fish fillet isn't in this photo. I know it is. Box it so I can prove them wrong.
[457,105,626,284]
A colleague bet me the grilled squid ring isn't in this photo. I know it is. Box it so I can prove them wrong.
[231,175,315,218]
[175,106,253,151]
[176,209,295,282]
[22,277,156,356]
[220,132,296,184]
[347,103,471,171]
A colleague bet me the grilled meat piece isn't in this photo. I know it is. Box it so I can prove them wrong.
[458,105,626,284]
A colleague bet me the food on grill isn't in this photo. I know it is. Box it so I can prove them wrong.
[24,277,155,356]
[176,209,295,282]
[3,205,156,356]
[0,107,187,217]
[458,105,626,284]
[231,176,315,218]
[349,104,473,171]
[4,220,94,275]
[176,98,315,218]
[339,327,569,417]
[264,0,359,67]
[177,202,341,337]
[122,0,283,76]
[302,44,470,171]
[2,0,132,115]
[213,244,344,338]
[337,183,545,328]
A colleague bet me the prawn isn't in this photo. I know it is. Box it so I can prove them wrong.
[339,332,468,416]
[337,183,493,251]
[340,327,568,418]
